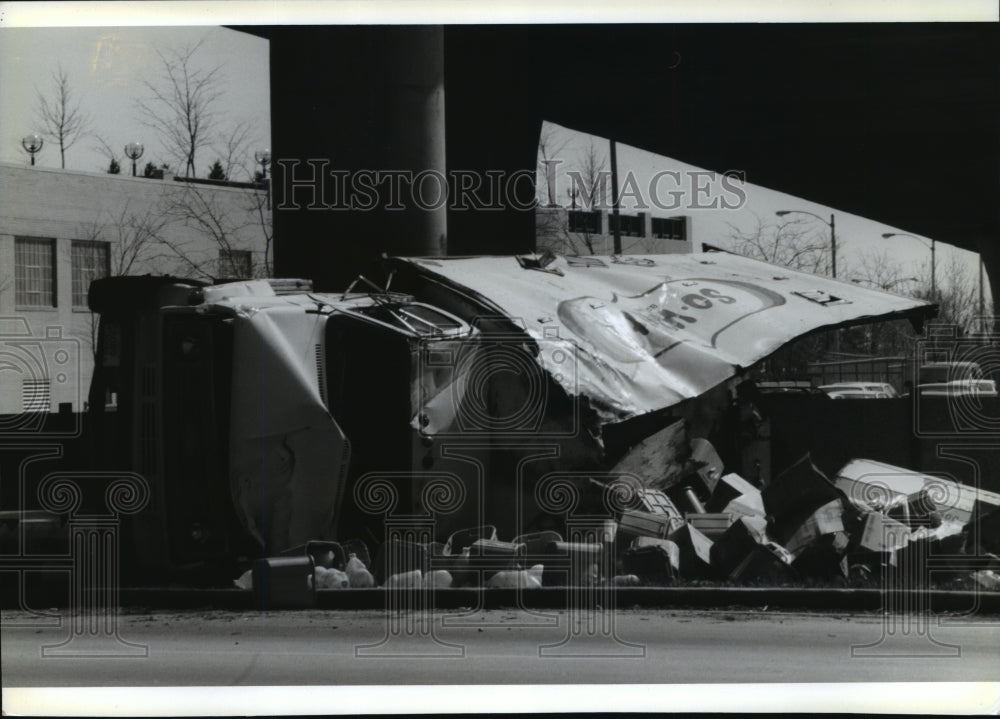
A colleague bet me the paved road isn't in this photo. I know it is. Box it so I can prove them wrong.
[4,607,998,691]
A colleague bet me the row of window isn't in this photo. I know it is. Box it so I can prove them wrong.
[12,236,254,308]
[14,237,107,308]
[565,212,688,241]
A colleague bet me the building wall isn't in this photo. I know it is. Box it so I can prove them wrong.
[535,206,695,256]
[0,163,271,413]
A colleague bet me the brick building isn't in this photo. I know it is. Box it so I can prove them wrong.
[0,162,271,414]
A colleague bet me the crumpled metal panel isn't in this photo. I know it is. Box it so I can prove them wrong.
[227,304,348,552]
[397,253,935,425]
[835,457,1000,527]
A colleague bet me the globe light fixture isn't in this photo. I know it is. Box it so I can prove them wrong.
[124,142,145,177]
[22,134,43,165]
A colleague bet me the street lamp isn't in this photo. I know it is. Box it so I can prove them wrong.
[22,134,43,165]
[778,209,839,353]
[881,232,935,299]
[776,209,837,278]
[254,149,271,181]
[255,149,272,211]
[124,142,144,177]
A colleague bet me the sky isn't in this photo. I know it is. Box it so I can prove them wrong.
[0,25,271,179]
[537,120,989,300]
[0,11,989,304]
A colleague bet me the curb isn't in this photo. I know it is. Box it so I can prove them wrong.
[4,585,998,614]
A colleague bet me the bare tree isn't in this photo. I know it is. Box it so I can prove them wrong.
[726,213,834,275]
[535,208,598,256]
[728,213,847,368]
[137,39,224,178]
[845,248,924,356]
[536,124,571,207]
[35,65,89,169]
[535,137,611,256]
[217,120,255,182]
[851,247,915,291]
[91,135,121,174]
[75,204,173,357]
[918,254,985,333]
[246,185,274,277]
[76,201,173,277]
[158,184,270,279]
[568,139,610,211]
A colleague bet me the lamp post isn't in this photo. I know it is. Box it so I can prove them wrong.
[22,134,43,166]
[776,209,837,278]
[255,149,271,211]
[609,139,621,255]
[777,209,838,352]
[124,142,144,177]
[881,232,935,300]
[254,149,271,181]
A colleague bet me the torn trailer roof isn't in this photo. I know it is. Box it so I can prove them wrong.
[171,257,934,552]
[390,252,937,427]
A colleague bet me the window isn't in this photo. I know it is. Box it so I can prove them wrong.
[568,210,601,235]
[652,216,688,240]
[72,240,110,307]
[15,237,56,307]
[217,250,252,279]
[609,213,645,237]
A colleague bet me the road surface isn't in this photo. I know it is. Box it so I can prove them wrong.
[3,607,999,713]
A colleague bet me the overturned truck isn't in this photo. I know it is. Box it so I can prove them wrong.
[85,251,941,575]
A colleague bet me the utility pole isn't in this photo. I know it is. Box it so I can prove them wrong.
[979,257,985,316]
[609,139,621,255]
[829,213,837,279]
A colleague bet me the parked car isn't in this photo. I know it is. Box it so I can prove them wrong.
[918,361,984,385]
[818,382,898,399]
[918,379,998,397]
[756,381,824,396]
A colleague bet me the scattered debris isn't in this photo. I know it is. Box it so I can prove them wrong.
[234,447,996,593]
[233,569,253,590]
[424,570,454,588]
[385,569,423,589]
[315,566,350,589]
[623,537,680,582]
[345,553,375,588]
[486,565,544,589]
[685,512,734,541]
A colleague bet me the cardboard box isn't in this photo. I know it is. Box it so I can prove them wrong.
[444,525,498,555]
[684,512,734,541]
[619,509,685,539]
[777,499,847,559]
[707,472,761,513]
[668,522,715,577]
[763,454,843,522]
[637,488,684,519]
[709,515,771,578]
[887,489,943,529]
[690,438,725,495]
[253,556,316,609]
[623,537,680,582]
[856,512,911,554]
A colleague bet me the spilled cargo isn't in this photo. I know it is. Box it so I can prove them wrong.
[77,251,1000,594]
